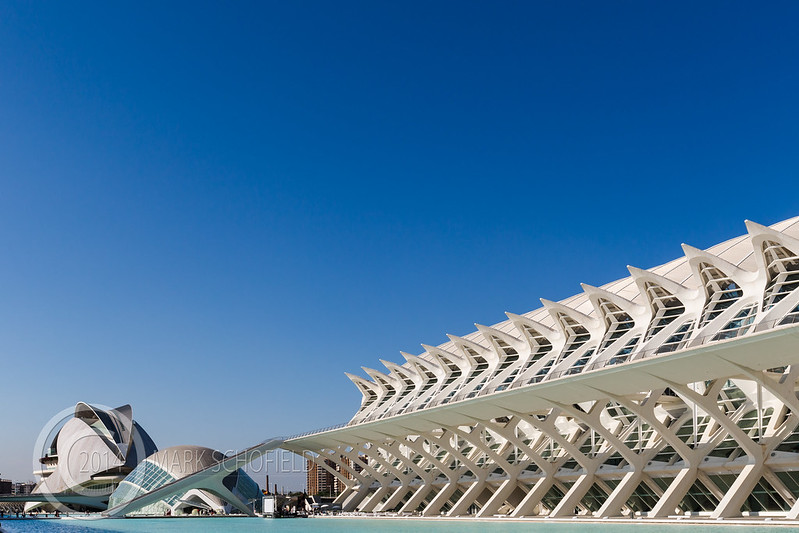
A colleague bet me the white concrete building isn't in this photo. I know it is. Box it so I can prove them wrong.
[107,445,262,516]
[284,217,799,520]
[25,402,158,513]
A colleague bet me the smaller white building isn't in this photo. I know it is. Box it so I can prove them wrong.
[108,445,262,516]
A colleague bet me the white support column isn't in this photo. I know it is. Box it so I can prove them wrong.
[477,416,554,517]
[447,476,487,516]
[714,365,799,520]
[509,409,599,518]
[473,443,518,516]
[358,444,412,513]
[335,458,376,511]
[545,400,645,518]
[445,425,502,516]
[551,472,596,517]
[723,364,799,519]
[309,448,369,511]
[360,485,392,513]
[398,435,456,515]
[595,388,701,518]
[422,483,461,517]
[421,429,478,517]
[376,440,431,512]
[652,466,697,517]
[332,486,354,506]
[666,380,764,519]
[510,477,553,517]
[334,445,395,513]
[331,448,375,512]
[509,410,597,518]
[342,484,373,511]
[477,478,520,517]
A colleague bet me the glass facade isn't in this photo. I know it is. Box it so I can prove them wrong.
[109,453,261,516]
[108,459,176,509]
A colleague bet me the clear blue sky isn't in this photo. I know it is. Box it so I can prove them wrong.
[1,1,799,489]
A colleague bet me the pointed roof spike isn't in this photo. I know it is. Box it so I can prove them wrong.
[345,372,378,388]
[626,265,651,277]
[744,219,769,234]
[421,343,463,359]
[380,359,418,378]
[746,219,799,248]
[681,243,757,281]
[434,335,489,366]
[474,323,525,351]
[345,371,366,382]
[379,358,398,371]
[581,283,622,297]
[540,298,600,327]
[422,351,453,373]
[401,352,446,377]
[345,373,381,400]
[380,360,420,388]
[627,265,689,291]
[504,312,561,348]
[742,219,799,277]
[445,333,486,349]
[504,312,558,335]
[361,367,394,385]
[421,344,469,371]
[446,334,493,362]
[627,264,703,305]
[540,298,603,340]
[580,283,648,317]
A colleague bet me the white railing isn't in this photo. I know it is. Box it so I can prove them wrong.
[287,423,348,440]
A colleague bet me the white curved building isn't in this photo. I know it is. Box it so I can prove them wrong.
[283,217,799,520]
[108,445,262,516]
[26,402,157,512]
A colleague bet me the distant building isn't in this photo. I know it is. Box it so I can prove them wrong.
[13,482,36,496]
[0,479,11,495]
[306,458,336,496]
[307,456,365,496]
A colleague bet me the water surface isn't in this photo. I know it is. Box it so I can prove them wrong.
[0,517,792,533]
